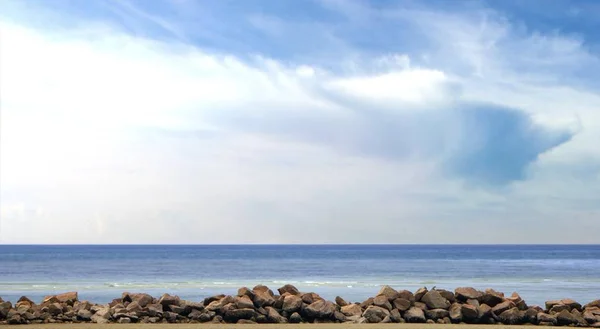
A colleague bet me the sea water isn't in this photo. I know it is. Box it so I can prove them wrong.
[0,244,599,305]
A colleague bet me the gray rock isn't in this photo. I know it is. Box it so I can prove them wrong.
[289,312,303,323]
[426,308,450,320]
[362,306,389,323]
[404,306,426,323]
[421,290,451,310]
[461,304,479,321]
[340,304,362,317]
[393,298,411,311]
[373,295,392,310]
[378,286,399,301]
[499,307,524,325]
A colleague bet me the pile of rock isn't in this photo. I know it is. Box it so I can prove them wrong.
[1,285,599,326]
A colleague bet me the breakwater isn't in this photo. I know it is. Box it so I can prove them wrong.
[1,285,599,326]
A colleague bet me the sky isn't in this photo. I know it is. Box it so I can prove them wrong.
[0,0,599,244]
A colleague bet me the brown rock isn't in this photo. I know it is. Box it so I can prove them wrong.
[341,304,362,317]
[373,295,392,311]
[584,310,599,323]
[550,303,570,314]
[404,306,426,323]
[122,293,153,307]
[158,293,180,307]
[499,307,524,325]
[277,284,300,296]
[146,303,163,317]
[253,286,275,307]
[48,303,63,316]
[421,290,451,310]
[289,312,303,323]
[282,295,303,313]
[393,298,411,311]
[482,288,505,307]
[571,309,587,326]
[237,287,254,299]
[265,306,287,323]
[335,296,348,307]
[117,317,131,324]
[304,300,336,319]
[362,305,390,323]
[493,300,515,315]
[125,301,143,313]
[398,290,416,303]
[557,309,577,326]
[378,285,399,301]
[545,300,562,311]
[538,312,557,325]
[234,296,253,310]
[449,303,462,322]
[461,304,479,321]
[390,309,403,323]
[561,298,583,311]
[425,308,450,320]
[585,300,600,309]
[523,307,538,323]
[466,299,480,307]
[436,289,456,303]
[455,287,483,302]
[45,292,78,306]
[478,303,493,319]
[16,296,35,309]
[507,292,528,310]
[76,309,92,321]
[360,297,374,309]
[414,301,428,311]
[224,308,257,322]
[414,287,428,302]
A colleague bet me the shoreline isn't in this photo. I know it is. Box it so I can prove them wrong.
[1,285,599,326]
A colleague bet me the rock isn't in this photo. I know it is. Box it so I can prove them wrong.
[334,310,347,322]
[421,290,451,310]
[390,309,403,323]
[398,290,416,303]
[44,292,78,306]
[561,298,583,311]
[252,287,275,307]
[455,287,483,302]
[289,312,303,323]
[550,303,570,314]
[585,300,600,309]
[335,296,348,307]
[265,306,287,323]
[168,304,186,315]
[414,302,428,311]
[360,297,374,309]
[147,304,163,317]
[571,309,587,326]
[404,306,426,323]
[545,300,562,311]
[118,317,131,324]
[482,288,505,307]
[584,310,599,323]
[224,308,257,322]
[436,289,456,303]
[341,304,362,317]
[277,284,300,296]
[449,303,462,322]
[523,307,538,323]
[538,312,558,325]
[373,295,392,310]
[235,296,254,310]
[393,298,411,311]
[378,285,399,301]
[48,303,63,316]
[16,296,35,309]
[461,304,479,321]
[0,301,13,319]
[363,306,390,323]
[507,292,528,310]
[304,300,336,319]
[158,293,180,307]
[478,304,493,319]
[237,287,255,299]
[282,295,303,313]
[557,309,577,326]
[414,287,428,302]
[7,313,22,325]
[493,300,515,315]
[125,300,143,313]
[499,307,524,325]
[426,308,450,320]
[76,309,92,321]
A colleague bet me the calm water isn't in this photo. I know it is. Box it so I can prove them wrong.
[0,245,599,305]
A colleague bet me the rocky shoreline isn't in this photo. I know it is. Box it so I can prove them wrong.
[1,285,599,326]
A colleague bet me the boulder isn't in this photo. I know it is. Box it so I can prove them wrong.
[224,308,257,322]
[449,303,462,322]
[414,301,428,311]
[393,298,411,311]
[425,308,450,320]
[390,309,403,323]
[378,285,399,301]
[461,304,479,322]
[523,307,538,323]
[265,306,287,323]
[507,292,528,310]
[557,309,577,326]
[0,301,13,319]
[122,293,154,307]
[117,317,131,324]
[482,288,505,307]
[436,289,456,303]
[335,296,348,307]
[158,293,180,307]
[277,284,300,296]
[76,309,92,321]
[585,300,600,309]
[282,295,303,313]
[341,304,362,317]
[414,287,428,302]
[16,296,35,309]
[455,287,483,302]
[334,310,347,322]
[289,312,303,323]
[499,307,524,325]
[48,303,63,316]
[545,300,562,311]
[584,309,599,323]
[235,296,254,310]
[538,312,557,325]
[125,300,143,313]
[46,292,78,306]
[561,298,583,311]
[363,305,389,323]
[478,303,493,319]
[550,303,570,314]
[492,300,515,316]
[467,299,480,307]
[404,306,426,323]
[373,295,392,311]
[360,297,374,309]
[253,286,275,307]
[304,300,336,319]
[146,304,163,317]
[571,309,587,326]
[421,290,450,310]
[237,287,254,299]
[398,290,416,303]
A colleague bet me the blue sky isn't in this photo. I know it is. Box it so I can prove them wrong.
[1,0,599,243]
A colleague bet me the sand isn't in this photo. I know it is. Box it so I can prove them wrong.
[0,324,544,329]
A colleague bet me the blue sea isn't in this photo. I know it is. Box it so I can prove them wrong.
[1,245,599,306]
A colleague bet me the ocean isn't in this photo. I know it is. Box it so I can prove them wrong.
[0,244,599,306]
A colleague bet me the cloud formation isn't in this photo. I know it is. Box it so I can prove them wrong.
[0,0,599,243]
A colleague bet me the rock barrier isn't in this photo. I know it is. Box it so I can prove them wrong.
[1,285,600,326]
